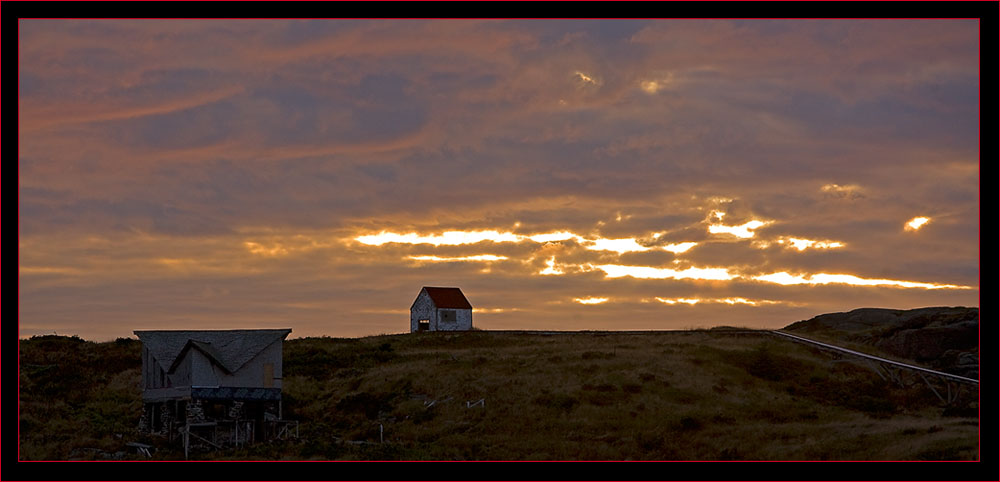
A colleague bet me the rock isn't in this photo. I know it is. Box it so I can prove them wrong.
[874,320,978,362]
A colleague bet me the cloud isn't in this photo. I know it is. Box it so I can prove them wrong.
[18,20,979,339]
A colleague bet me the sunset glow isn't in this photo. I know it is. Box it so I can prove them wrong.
[540,257,564,275]
[527,232,584,243]
[596,264,736,281]
[18,19,978,340]
[708,220,769,239]
[662,242,698,254]
[575,71,599,85]
[654,297,701,305]
[408,255,509,262]
[244,241,290,257]
[905,216,931,231]
[753,272,971,290]
[821,183,864,198]
[585,238,652,254]
[778,237,845,251]
[654,297,781,306]
[355,230,522,246]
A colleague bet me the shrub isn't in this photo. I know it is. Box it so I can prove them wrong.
[533,393,578,413]
[745,344,783,381]
[335,392,397,420]
[676,416,702,431]
[621,383,642,394]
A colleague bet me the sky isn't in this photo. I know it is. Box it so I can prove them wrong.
[18,19,980,341]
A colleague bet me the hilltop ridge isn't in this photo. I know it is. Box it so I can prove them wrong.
[783,306,979,379]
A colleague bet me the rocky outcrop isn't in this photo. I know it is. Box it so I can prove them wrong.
[784,307,979,379]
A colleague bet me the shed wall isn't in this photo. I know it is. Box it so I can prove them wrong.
[410,291,436,332]
[143,346,177,389]
[435,308,473,331]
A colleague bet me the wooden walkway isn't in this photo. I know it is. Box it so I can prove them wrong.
[769,330,978,385]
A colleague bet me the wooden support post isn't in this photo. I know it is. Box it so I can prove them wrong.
[918,372,946,404]
[866,360,887,381]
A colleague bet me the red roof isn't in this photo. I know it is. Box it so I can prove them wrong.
[422,287,473,309]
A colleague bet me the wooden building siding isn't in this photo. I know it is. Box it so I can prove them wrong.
[410,290,437,332]
[136,329,288,402]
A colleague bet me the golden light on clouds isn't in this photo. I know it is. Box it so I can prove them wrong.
[356,230,522,246]
[408,254,509,262]
[653,297,700,305]
[349,223,971,290]
[584,238,652,254]
[640,80,661,94]
[753,272,971,290]
[720,297,779,305]
[708,220,769,239]
[574,297,609,305]
[639,73,674,94]
[654,297,782,306]
[574,71,600,85]
[244,241,290,257]
[777,237,845,251]
[353,229,699,256]
[662,242,697,254]
[905,216,931,231]
[527,231,583,243]
[477,307,515,313]
[821,183,864,198]
[540,256,564,275]
[595,264,736,281]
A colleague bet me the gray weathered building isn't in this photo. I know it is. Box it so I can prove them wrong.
[134,329,295,453]
[410,286,473,332]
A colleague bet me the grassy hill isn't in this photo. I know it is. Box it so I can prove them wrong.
[18,328,979,461]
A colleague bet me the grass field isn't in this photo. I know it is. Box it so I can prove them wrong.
[17,329,979,461]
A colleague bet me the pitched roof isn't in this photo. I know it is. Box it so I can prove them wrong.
[421,287,473,309]
[134,329,291,375]
[168,340,233,374]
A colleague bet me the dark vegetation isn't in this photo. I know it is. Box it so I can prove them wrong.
[19,327,979,461]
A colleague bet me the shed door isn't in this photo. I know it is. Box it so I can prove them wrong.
[263,363,274,388]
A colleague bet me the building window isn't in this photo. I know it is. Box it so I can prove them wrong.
[441,310,457,323]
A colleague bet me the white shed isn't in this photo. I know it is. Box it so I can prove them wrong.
[410,286,473,332]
